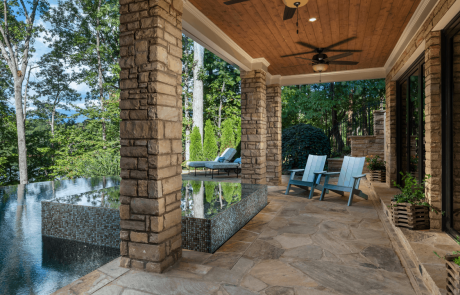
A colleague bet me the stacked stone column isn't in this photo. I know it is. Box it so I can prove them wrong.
[425,31,442,229]
[385,80,397,187]
[119,0,183,272]
[266,84,282,186]
[240,70,267,184]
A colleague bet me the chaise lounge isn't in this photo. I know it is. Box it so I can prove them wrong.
[204,158,241,179]
[186,148,237,176]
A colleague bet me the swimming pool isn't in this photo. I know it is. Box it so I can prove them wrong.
[0,177,120,295]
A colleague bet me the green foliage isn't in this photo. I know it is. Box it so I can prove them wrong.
[203,120,218,161]
[204,181,216,203]
[282,124,331,170]
[434,236,460,266]
[190,126,203,161]
[365,155,386,171]
[220,119,235,151]
[392,172,441,214]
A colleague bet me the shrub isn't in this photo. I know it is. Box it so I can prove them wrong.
[203,120,218,161]
[220,119,235,151]
[190,126,203,161]
[282,124,331,171]
[365,155,386,171]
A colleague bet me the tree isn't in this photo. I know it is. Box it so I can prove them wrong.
[32,51,81,136]
[203,119,217,161]
[182,35,194,161]
[190,126,203,161]
[44,0,120,148]
[220,118,235,151]
[192,41,204,143]
[0,0,49,184]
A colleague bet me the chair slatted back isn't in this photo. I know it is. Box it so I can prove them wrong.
[337,156,365,187]
[302,155,327,182]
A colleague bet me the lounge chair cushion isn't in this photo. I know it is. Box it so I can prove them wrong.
[205,162,241,169]
[218,157,226,162]
[187,148,237,168]
[234,158,241,164]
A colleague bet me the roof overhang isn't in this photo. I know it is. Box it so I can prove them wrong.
[182,0,438,86]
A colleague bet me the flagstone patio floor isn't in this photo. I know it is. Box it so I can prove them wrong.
[53,178,428,295]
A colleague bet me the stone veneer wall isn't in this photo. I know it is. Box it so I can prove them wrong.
[384,0,455,229]
[42,202,120,248]
[266,84,282,186]
[119,0,183,272]
[240,70,267,185]
[350,110,385,173]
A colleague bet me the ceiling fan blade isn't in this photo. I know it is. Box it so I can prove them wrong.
[328,61,359,65]
[326,49,362,53]
[296,41,317,50]
[224,0,250,5]
[295,57,314,61]
[323,37,357,51]
[325,52,353,61]
[283,6,296,20]
[281,50,316,58]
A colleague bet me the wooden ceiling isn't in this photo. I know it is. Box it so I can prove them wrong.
[188,0,421,76]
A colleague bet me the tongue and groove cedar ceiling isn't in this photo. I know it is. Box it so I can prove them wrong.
[188,0,421,76]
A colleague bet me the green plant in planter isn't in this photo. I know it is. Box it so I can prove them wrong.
[434,236,460,266]
[391,172,442,214]
[365,155,386,171]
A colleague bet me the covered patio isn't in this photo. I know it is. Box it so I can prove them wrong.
[99,0,460,293]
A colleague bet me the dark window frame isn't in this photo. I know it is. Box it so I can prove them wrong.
[442,11,460,237]
[396,54,425,185]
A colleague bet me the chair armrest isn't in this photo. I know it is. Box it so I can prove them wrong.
[352,174,366,179]
[318,172,340,176]
[288,169,304,172]
[313,171,327,174]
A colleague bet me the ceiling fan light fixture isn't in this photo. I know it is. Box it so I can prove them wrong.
[282,0,308,8]
[309,17,316,22]
[312,63,329,73]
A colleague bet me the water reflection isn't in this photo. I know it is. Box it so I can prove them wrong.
[181,181,243,219]
[0,177,120,295]
[49,186,120,209]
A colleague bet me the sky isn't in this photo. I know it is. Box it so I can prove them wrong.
[5,0,91,123]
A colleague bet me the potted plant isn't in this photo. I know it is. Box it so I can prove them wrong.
[365,155,386,182]
[390,172,440,230]
[434,237,460,294]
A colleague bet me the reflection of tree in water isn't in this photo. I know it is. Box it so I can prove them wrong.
[181,181,242,218]
[50,186,120,209]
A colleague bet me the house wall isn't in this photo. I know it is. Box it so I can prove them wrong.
[385,0,458,229]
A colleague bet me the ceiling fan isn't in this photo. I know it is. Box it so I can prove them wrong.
[224,0,309,21]
[282,37,361,72]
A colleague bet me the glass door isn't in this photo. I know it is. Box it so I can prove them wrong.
[442,12,460,235]
[396,56,425,185]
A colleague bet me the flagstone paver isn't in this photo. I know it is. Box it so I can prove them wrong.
[53,180,421,295]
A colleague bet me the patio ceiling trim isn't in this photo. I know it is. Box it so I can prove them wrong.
[383,0,439,74]
[433,0,460,30]
[182,0,437,86]
[182,1,270,73]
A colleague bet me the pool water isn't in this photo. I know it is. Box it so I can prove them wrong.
[0,177,120,295]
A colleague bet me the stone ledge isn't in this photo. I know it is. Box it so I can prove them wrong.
[371,182,459,295]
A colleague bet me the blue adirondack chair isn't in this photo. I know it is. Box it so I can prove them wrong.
[285,155,327,199]
[316,156,368,206]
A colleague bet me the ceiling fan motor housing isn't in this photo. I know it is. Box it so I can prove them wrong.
[312,53,328,62]
[283,0,308,8]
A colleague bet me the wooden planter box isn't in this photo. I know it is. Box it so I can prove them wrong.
[446,254,460,295]
[390,202,429,230]
[367,170,386,182]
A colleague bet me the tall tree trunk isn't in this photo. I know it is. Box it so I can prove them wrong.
[218,82,225,129]
[14,81,28,184]
[23,67,33,123]
[96,0,106,149]
[363,95,368,135]
[192,42,204,143]
[51,105,55,136]
[330,83,344,152]
[347,91,353,147]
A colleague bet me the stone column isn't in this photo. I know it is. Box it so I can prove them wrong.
[385,80,397,187]
[266,84,282,186]
[241,70,267,184]
[425,31,442,230]
[119,0,183,272]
